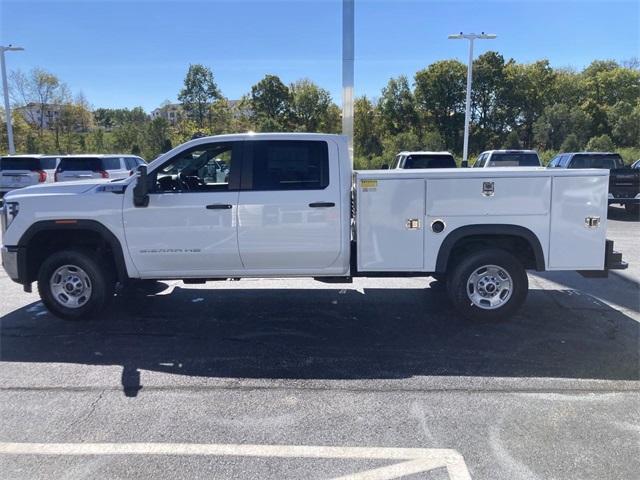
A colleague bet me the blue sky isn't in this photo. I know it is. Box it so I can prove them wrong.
[1,0,638,111]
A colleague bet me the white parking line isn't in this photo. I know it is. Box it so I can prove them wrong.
[0,442,472,479]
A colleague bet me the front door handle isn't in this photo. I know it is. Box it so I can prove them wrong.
[206,204,233,210]
[309,202,335,208]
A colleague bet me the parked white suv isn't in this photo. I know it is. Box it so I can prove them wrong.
[54,155,145,182]
[0,155,60,197]
[473,150,541,168]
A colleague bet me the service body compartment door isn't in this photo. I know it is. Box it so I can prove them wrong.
[549,175,608,270]
[357,177,425,271]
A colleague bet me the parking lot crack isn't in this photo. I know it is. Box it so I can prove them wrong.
[64,389,105,432]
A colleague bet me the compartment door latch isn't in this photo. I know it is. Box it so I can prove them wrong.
[482,181,495,197]
[406,219,421,230]
[585,216,601,228]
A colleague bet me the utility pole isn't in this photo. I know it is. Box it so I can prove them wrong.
[1,45,24,155]
[448,33,495,167]
[342,0,354,163]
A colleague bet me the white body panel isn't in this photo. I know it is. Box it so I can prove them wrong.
[236,139,347,274]
[122,190,242,276]
[355,168,609,272]
[548,175,608,270]
[357,178,425,271]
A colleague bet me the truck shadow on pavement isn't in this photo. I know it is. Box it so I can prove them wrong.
[1,282,638,396]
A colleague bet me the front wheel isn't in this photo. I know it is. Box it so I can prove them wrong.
[38,249,115,320]
[446,248,528,322]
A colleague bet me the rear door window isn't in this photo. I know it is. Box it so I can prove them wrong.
[568,154,623,169]
[1,157,40,171]
[487,153,540,167]
[248,140,329,190]
[40,157,60,170]
[124,157,138,170]
[403,154,456,169]
[102,157,122,170]
[58,157,102,171]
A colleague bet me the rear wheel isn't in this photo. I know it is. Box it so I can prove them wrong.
[38,249,115,320]
[446,248,528,322]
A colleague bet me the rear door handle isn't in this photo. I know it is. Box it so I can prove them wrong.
[309,202,335,208]
[206,204,233,210]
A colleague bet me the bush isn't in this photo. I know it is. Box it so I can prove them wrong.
[586,134,615,152]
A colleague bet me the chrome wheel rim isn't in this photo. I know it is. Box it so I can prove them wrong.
[466,264,513,310]
[49,264,92,309]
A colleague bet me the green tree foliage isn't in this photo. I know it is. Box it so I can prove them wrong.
[4,58,639,167]
[178,64,221,128]
[414,60,466,149]
[378,75,418,135]
[289,79,340,133]
[249,74,292,131]
[586,134,615,152]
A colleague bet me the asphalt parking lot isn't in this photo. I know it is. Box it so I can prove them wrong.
[0,206,638,479]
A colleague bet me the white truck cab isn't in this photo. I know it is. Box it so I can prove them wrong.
[1,133,627,322]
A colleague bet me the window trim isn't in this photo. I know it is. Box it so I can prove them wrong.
[149,141,243,194]
[241,139,330,192]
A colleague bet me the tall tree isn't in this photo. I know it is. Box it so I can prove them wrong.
[178,64,221,129]
[250,74,291,131]
[378,75,418,135]
[9,68,67,134]
[414,60,466,150]
[354,96,382,160]
[289,79,338,132]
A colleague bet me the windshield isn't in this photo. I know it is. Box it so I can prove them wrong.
[569,154,624,169]
[487,153,540,167]
[58,157,102,171]
[404,154,456,169]
[0,157,41,171]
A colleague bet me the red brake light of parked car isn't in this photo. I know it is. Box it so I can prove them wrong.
[36,170,47,182]
[99,170,109,179]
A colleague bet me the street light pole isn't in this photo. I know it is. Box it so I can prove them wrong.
[448,33,496,167]
[1,45,24,155]
[342,0,354,164]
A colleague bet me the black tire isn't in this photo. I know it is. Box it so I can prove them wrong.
[37,249,115,320]
[446,248,528,322]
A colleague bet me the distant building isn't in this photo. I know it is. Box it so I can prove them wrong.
[15,103,62,129]
[150,103,183,124]
[151,100,248,124]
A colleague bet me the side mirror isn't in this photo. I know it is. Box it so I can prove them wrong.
[133,165,150,208]
[381,163,390,170]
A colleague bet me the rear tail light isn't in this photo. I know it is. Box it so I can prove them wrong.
[35,170,47,182]
[98,170,109,179]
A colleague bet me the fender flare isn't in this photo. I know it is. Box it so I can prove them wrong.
[16,219,129,284]
[435,224,545,272]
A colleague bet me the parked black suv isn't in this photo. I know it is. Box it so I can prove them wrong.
[548,152,640,215]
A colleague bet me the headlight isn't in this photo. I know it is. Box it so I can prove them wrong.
[1,202,19,233]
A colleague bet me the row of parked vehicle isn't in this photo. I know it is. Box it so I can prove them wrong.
[0,154,146,197]
[390,149,640,214]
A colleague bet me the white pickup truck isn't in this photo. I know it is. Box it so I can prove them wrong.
[0,133,627,321]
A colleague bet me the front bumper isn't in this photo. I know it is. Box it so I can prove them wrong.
[1,246,20,282]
